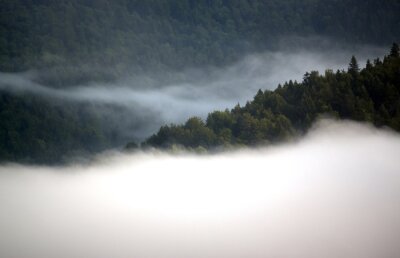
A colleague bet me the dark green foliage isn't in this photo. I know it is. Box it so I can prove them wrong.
[0,93,111,164]
[1,0,399,85]
[1,1,400,162]
[348,56,360,76]
[125,141,138,150]
[145,117,217,149]
[144,45,400,150]
[390,43,400,58]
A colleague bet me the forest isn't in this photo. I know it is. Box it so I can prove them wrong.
[1,0,400,163]
[1,0,399,81]
[142,44,400,150]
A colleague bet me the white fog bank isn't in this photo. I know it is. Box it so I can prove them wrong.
[0,120,399,258]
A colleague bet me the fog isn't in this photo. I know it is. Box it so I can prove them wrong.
[0,43,385,140]
[0,120,399,258]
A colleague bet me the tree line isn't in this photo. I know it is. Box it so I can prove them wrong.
[140,43,400,150]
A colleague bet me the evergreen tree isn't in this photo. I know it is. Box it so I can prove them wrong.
[390,43,399,58]
[143,44,400,151]
[348,56,360,75]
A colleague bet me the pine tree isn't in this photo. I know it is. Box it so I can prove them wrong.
[348,56,359,75]
[390,43,399,58]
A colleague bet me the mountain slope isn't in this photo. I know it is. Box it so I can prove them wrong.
[1,0,399,85]
[142,44,400,150]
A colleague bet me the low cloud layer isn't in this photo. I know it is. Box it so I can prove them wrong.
[1,120,399,258]
[0,44,385,140]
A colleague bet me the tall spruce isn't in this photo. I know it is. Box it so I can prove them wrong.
[348,56,360,76]
[390,43,399,58]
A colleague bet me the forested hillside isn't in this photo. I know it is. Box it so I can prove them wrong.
[0,93,114,163]
[1,0,399,85]
[1,0,399,163]
[142,44,400,150]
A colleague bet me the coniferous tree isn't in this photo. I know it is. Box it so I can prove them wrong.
[348,56,360,75]
[390,43,399,58]
[142,44,400,150]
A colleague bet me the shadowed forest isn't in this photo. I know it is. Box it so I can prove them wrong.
[0,0,399,163]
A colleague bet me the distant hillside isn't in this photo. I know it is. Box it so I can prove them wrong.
[0,93,115,163]
[1,0,399,85]
[1,0,400,164]
[141,43,400,150]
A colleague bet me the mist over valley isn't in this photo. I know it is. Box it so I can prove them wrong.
[0,120,399,258]
[0,42,386,142]
[1,1,400,257]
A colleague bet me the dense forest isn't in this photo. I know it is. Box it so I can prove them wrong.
[141,44,400,150]
[1,0,399,85]
[1,0,400,163]
[0,94,115,163]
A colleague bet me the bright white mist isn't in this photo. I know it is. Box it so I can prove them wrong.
[0,120,399,258]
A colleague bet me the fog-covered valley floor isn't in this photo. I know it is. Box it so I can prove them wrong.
[1,120,399,258]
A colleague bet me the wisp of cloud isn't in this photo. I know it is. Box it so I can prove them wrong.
[0,120,399,258]
[0,43,386,140]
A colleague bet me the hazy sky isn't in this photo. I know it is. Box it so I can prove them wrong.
[0,42,386,141]
[1,120,399,258]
